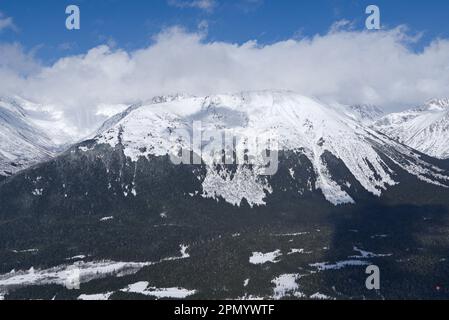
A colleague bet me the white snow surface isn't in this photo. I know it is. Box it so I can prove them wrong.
[309,260,370,271]
[0,260,152,292]
[287,248,312,255]
[0,96,84,176]
[120,281,196,298]
[343,104,384,125]
[349,246,392,259]
[94,91,449,206]
[249,250,282,265]
[11,248,39,254]
[0,97,55,176]
[271,274,304,299]
[310,292,334,300]
[375,98,449,159]
[66,255,86,261]
[0,244,190,294]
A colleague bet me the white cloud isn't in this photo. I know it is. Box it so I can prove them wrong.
[0,43,40,97]
[329,19,355,33]
[168,0,216,12]
[1,25,449,137]
[0,12,18,32]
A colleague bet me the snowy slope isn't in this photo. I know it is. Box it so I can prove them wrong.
[5,96,80,146]
[0,94,193,177]
[93,94,191,137]
[343,104,384,125]
[374,98,449,159]
[0,97,72,176]
[93,91,449,206]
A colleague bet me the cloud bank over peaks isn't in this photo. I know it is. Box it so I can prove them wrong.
[0,12,18,33]
[1,25,449,138]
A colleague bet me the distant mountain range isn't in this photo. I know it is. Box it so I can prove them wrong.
[0,97,56,177]
[374,98,449,159]
[90,91,449,206]
[2,93,449,178]
[1,91,449,205]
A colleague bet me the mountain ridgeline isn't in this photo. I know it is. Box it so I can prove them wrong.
[375,98,449,159]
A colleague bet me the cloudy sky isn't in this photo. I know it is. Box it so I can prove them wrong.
[1,0,449,136]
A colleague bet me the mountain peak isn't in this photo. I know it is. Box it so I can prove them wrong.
[374,98,449,159]
[425,98,449,111]
[94,91,448,206]
[346,104,384,124]
[0,97,56,176]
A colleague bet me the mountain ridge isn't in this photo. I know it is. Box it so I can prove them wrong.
[0,97,56,176]
[374,98,449,159]
[2,91,449,300]
[90,91,449,206]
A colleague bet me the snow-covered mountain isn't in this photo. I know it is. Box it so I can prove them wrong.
[93,94,191,137]
[0,94,196,178]
[92,91,449,206]
[344,104,384,125]
[0,97,54,176]
[0,97,77,177]
[3,91,449,205]
[374,98,449,159]
[2,91,449,301]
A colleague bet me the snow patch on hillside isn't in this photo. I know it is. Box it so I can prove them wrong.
[309,260,370,271]
[78,292,114,300]
[120,281,197,298]
[0,244,191,295]
[272,274,305,299]
[249,250,282,265]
